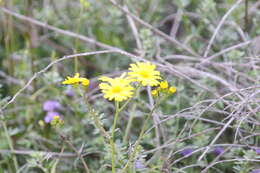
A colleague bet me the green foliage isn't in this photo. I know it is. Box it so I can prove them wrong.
[0,0,260,172]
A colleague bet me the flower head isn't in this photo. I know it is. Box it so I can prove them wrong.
[151,89,158,96]
[43,100,61,112]
[128,62,161,86]
[169,86,177,94]
[255,148,260,155]
[65,87,74,97]
[51,115,64,126]
[99,73,134,102]
[38,120,45,127]
[160,80,168,89]
[180,148,193,157]
[251,169,260,173]
[62,73,89,86]
[81,78,90,86]
[214,146,224,155]
[135,160,146,171]
[44,111,61,123]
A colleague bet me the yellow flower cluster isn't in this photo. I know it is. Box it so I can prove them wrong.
[98,62,162,102]
[62,62,176,102]
[152,80,177,96]
[62,73,89,86]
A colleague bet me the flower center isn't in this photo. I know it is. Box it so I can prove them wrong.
[140,71,149,78]
[112,86,122,93]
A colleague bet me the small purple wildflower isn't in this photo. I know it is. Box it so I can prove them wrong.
[135,160,146,171]
[255,148,260,155]
[43,100,61,112]
[89,81,98,91]
[44,111,61,123]
[251,169,260,173]
[214,146,224,155]
[180,148,193,157]
[65,87,74,97]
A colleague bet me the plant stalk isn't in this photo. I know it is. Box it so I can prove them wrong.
[0,112,18,171]
[110,101,120,173]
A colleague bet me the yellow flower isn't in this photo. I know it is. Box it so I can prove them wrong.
[81,79,90,86]
[169,86,177,94]
[80,0,90,8]
[62,73,89,86]
[160,80,168,89]
[128,62,161,86]
[151,89,158,96]
[99,73,134,102]
[51,115,64,126]
[38,120,45,127]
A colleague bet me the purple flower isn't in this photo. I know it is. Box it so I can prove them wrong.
[89,81,98,91]
[65,87,74,97]
[44,111,61,123]
[135,160,146,171]
[43,100,61,112]
[214,146,224,155]
[251,169,260,173]
[180,148,193,157]
[255,148,260,155]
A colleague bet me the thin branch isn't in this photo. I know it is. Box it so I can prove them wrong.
[59,134,90,173]
[0,7,145,62]
[170,8,183,37]
[124,5,142,51]
[107,0,199,57]
[203,0,244,58]
[0,50,114,111]
[200,40,251,65]
[0,149,76,158]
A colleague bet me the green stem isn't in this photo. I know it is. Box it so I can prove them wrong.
[122,97,163,172]
[0,113,18,171]
[110,101,120,173]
